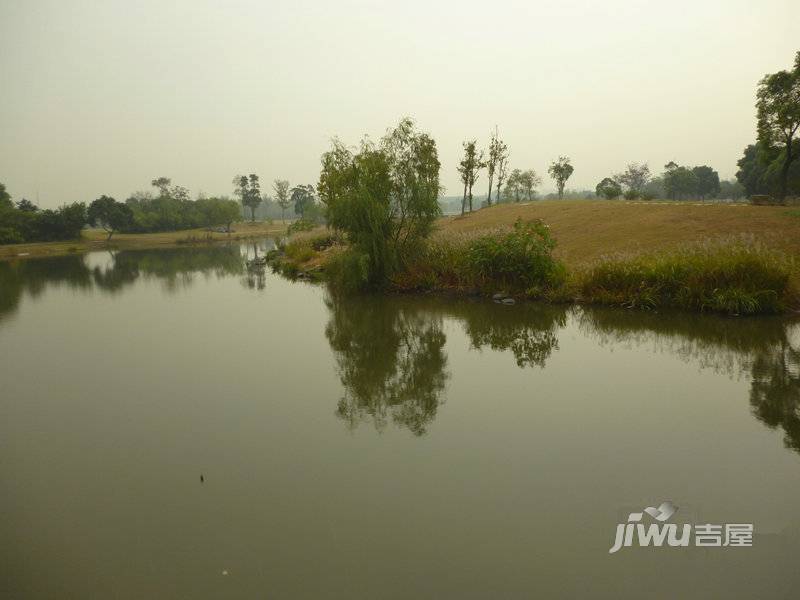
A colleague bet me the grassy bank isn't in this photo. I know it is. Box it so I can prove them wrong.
[270,200,800,315]
[0,221,291,261]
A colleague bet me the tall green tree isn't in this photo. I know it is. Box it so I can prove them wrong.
[485,127,507,207]
[519,169,542,201]
[233,174,262,222]
[291,184,316,217]
[273,179,290,221]
[548,156,574,200]
[663,162,697,200]
[495,147,509,204]
[692,165,721,199]
[756,51,800,199]
[457,140,484,214]
[504,169,524,202]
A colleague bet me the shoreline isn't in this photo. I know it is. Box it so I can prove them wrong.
[0,221,289,261]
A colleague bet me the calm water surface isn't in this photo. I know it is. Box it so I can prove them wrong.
[2,242,800,599]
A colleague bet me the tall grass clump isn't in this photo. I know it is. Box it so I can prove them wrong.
[580,238,795,315]
[394,218,566,297]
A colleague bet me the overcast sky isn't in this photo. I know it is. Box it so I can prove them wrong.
[1,0,798,207]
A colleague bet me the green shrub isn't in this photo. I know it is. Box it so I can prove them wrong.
[285,243,315,262]
[287,219,316,234]
[327,249,371,292]
[0,227,24,245]
[623,189,640,200]
[394,218,565,296]
[466,219,564,290]
[311,233,338,251]
[580,239,794,314]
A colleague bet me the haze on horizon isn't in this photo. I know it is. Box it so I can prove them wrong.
[1,0,798,208]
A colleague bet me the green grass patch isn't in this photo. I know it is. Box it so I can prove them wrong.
[393,219,566,298]
[579,239,795,315]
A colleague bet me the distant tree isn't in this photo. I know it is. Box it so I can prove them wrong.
[663,163,697,200]
[150,177,190,202]
[88,195,133,240]
[197,197,240,232]
[0,182,11,209]
[495,147,509,204]
[756,51,800,199]
[519,169,542,201]
[291,184,316,217]
[218,200,241,232]
[643,176,665,200]
[596,177,622,199]
[457,140,484,214]
[485,127,507,207]
[718,179,746,201]
[504,169,524,202]
[33,203,87,241]
[548,156,574,200]
[273,179,291,221]
[16,198,38,212]
[692,165,721,199]
[614,162,651,197]
[151,177,172,197]
[233,174,262,222]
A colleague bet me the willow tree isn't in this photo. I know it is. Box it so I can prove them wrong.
[320,117,441,286]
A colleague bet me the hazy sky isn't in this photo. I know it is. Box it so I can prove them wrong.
[1,0,798,207]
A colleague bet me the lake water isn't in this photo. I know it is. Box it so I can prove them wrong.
[2,241,800,599]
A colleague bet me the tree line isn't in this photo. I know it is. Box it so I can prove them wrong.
[0,174,325,244]
[456,129,575,213]
[232,175,321,223]
[594,161,740,201]
[0,183,86,244]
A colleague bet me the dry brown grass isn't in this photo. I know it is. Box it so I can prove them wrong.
[437,200,800,268]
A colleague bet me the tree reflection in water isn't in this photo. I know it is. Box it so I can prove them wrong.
[2,249,799,449]
[750,340,800,452]
[0,245,249,322]
[324,292,448,435]
[324,294,567,434]
[454,301,567,368]
[580,307,800,453]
